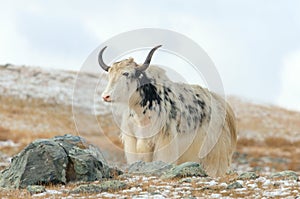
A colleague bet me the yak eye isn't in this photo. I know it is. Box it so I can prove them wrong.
[122,72,129,77]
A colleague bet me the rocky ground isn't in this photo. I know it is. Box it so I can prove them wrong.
[2,172,300,198]
[0,64,299,198]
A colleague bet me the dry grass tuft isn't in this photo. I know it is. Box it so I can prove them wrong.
[264,137,300,147]
[0,126,10,141]
[237,138,259,147]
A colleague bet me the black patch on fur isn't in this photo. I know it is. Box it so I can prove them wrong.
[143,109,147,114]
[191,94,207,126]
[135,71,162,110]
[207,107,212,122]
[169,100,177,119]
[193,98,205,110]
[166,87,172,93]
[187,115,191,127]
[162,86,177,119]
[176,122,181,133]
[164,92,169,101]
[163,86,170,97]
[188,105,197,115]
[179,93,185,102]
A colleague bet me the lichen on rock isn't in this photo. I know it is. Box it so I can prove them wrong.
[161,162,207,179]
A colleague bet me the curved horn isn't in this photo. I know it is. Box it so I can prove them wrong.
[98,46,110,72]
[137,45,162,71]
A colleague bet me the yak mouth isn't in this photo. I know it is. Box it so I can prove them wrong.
[103,99,113,103]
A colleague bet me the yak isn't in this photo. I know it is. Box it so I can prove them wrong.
[99,45,237,177]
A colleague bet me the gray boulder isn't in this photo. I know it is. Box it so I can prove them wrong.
[27,185,46,195]
[227,181,243,189]
[0,134,122,189]
[127,161,173,176]
[161,162,207,179]
[271,170,299,181]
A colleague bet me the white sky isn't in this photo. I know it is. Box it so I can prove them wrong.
[0,0,300,111]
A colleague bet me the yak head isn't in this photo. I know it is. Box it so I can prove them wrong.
[99,45,161,103]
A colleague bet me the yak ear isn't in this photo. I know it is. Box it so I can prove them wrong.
[98,46,110,72]
[136,45,162,72]
[128,57,134,61]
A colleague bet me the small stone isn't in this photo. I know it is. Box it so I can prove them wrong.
[251,166,264,173]
[70,180,127,194]
[161,162,207,179]
[147,187,156,193]
[233,152,249,164]
[273,182,281,187]
[271,170,299,181]
[226,170,238,175]
[26,185,46,195]
[70,184,103,194]
[227,182,243,189]
[179,177,192,183]
[238,172,259,180]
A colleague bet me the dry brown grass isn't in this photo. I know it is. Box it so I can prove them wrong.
[0,126,10,141]
[0,189,31,199]
[264,137,300,148]
[0,96,75,133]
[0,95,126,166]
[0,96,76,156]
[229,97,300,139]
[237,138,258,147]
[237,137,300,171]
[0,169,299,198]
[230,96,300,173]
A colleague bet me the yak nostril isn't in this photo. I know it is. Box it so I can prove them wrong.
[102,95,111,101]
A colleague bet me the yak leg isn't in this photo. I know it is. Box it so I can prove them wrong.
[153,134,178,163]
[136,139,153,162]
[122,134,139,164]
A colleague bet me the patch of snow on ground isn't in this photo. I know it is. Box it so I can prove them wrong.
[0,140,20,147]
[0,65,111,115]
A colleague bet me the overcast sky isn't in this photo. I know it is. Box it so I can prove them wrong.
[0,0,300,111]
